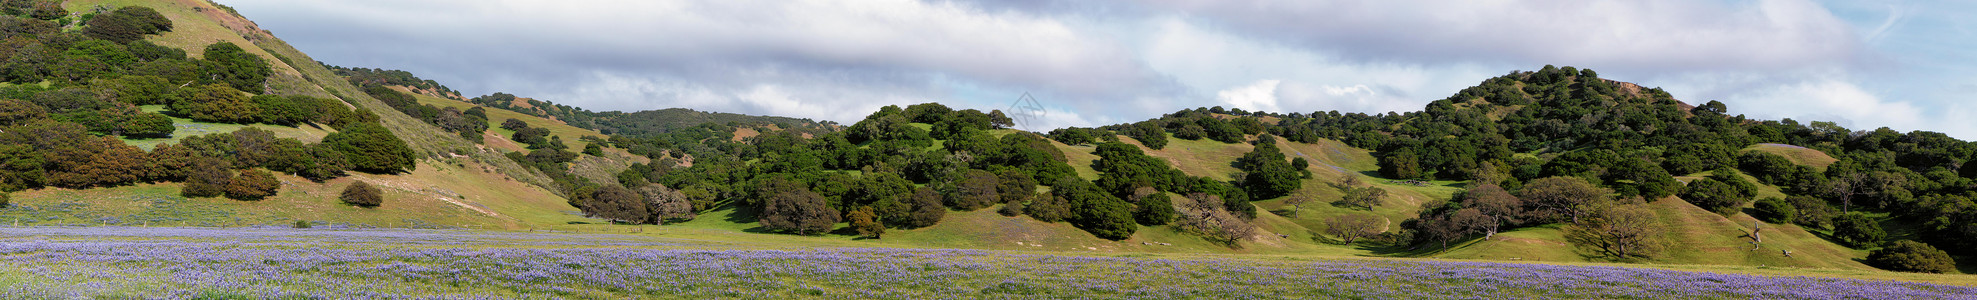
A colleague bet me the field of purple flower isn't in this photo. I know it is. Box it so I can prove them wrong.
[0,227,1969,299]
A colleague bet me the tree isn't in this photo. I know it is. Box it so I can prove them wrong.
[583,143,604,156]
[1751,197,1796,224]
[1866,240,1957,273]
[223,168,280,201]
[1460,183,1524,225]
[848,206,884,239]
[82,6,174,43]
[1565,204,1663,259]
[641,185,695,224]
[1379,149,1423,179]
[1239,138,1302,199]
[901,187,946,228]
[169,83,258,123]
[1519,176,1611,224]
[583,185,650,224]
[948,169,999,211]
[0,99,46,126]
[759,178,839,235]
[1787,195,1836,229]
[320,123,416,174]
[1134,192,1174,226]
[1833,212,1885,248]
[1337,184,1387,210]
[340,181,384,207]
[201,42,271,93]
[180,156,231,198]
[1177,193,1255,244]
[1325,214,1384,245]
[1680,177,1748,215]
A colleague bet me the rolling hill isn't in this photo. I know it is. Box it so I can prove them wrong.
[0,0,1966,285]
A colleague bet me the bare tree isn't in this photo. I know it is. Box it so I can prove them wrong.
[1519,177,1612,224]
[1283,194,1314,217]
[1324,213,1385,245]
[1177,193,1255,244]
[1564,204,1663,259]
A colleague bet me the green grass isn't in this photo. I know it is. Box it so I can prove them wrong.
[116,106,335,151]
[1745,143,1838,171]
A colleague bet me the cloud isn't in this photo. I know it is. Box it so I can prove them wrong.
[227,0,1170,123]
[1216,80,1283,113]
[1146,0,1865,75]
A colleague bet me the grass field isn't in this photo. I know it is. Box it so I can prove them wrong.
[1,226,1972,299]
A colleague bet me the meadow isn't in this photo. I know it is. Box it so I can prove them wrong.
[1,227,1971,299]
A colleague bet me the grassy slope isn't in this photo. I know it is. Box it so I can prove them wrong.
[1745,143,1839,171]
[6,160,580,230]
[47,0,562,226]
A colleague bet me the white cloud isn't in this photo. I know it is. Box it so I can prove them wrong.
[1147,0,1865,75]
[1216,80,1282,113]
[1722,78,1926,132]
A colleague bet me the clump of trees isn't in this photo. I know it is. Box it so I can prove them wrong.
[1866,240,1957,273]
[83,6,173,43]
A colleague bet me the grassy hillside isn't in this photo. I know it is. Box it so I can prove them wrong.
[52,0,559,225]
[1745,143,1839,171]
[4,160,581,230]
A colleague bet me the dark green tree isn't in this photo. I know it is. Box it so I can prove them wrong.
[320,123,416,174]
[200,42,271,93]
[1833,212,1885,249]
[1866,240,1957,273]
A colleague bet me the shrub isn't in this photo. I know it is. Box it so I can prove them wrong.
[900,187,945,228]
[1866,240,1957,273]
[292,220,311,229]
[340,181,383,207]
[82,6,173,43]
[180,156,231,198]
[168,83,258,123]
[321,123,416,174]
[201,42,271,93]
[223,168,280,201]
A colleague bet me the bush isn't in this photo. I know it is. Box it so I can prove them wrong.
[1751,197,1795,224]
[223,169,280,201]
[340,181,383,207]
[82,6,173,43]
[168,83,258,123]
[320,123,416,174]
[201,42,271,93]
[1866,240,1957,273]
[900,187,945,228]
[292,220,311,229]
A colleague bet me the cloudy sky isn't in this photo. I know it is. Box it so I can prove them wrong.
[224,0,1977,138]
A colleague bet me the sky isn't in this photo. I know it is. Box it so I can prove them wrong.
[222,0,1977,138]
